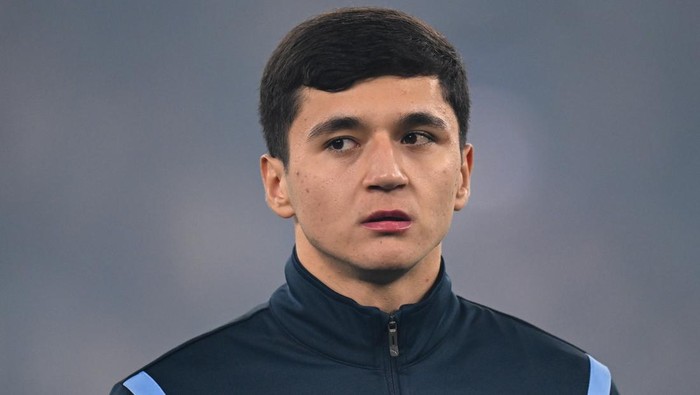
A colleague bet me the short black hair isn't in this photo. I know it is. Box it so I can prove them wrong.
[259,7,469,165]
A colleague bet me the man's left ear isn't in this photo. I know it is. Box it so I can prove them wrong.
[454,144,473,211]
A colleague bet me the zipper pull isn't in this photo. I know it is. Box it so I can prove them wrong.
[388,319,399,357]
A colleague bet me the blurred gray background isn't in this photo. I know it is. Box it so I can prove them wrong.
[1,1,698,393]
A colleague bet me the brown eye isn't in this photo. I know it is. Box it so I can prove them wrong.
[403,134,417,144]
[401,132,433,145]
[329,139,346,150]
[326,138,358,152]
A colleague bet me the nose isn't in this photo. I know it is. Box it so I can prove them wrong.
[362,135,408,191]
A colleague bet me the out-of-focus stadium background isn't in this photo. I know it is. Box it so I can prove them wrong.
[1,1,698,393]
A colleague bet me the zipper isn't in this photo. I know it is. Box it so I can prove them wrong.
[386,315,401,394]
[388,318,399,357]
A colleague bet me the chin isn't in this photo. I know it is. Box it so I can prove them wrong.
[347,253,421,282]
[352,263,412,285]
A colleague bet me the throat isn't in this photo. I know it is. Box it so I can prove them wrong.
[356,266,409,286]
[306,256,440,313]
[293,230,442,312]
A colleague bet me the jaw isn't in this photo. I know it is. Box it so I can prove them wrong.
[351,261,421,286]
[295,223,442,279]
[293,222,444,312]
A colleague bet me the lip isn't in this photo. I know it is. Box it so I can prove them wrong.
[361,210,412,233]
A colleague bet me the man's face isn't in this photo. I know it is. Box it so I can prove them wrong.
[262,76,472,278]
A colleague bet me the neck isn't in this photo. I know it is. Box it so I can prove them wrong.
[294,238,442,313]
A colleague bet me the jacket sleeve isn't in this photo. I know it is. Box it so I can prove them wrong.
[110,370,166,395]
[109,382,132,395]
[610,380,621,395]
[586,354,618,395]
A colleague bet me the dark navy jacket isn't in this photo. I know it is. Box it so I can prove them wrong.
[112,252,619,394]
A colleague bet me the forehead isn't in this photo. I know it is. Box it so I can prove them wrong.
[291,76,457,134]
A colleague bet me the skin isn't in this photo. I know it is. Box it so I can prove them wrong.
[261,76,473,313]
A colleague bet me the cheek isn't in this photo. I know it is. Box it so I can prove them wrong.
[292,171,312,202]
[290,171,338,218]
[297,172,311,195]
[426,165,460,215]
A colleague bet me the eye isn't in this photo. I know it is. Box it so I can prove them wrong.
[401,132,434,145]
[326,137,359,152]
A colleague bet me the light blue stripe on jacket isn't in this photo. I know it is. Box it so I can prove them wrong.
[123,371,165,395]
[587,354,611,395]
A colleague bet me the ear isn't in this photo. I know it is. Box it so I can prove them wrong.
[454,143,473,211]
[260,154,295,218]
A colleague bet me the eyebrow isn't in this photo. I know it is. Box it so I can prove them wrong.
[305,112,449,141]
[307,116,363,141]
[397,112,448,131]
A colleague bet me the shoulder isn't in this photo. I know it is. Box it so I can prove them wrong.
[453,296,617,394]
[456,295,587,356]
[142,302,272,370]
[111,302,274,394]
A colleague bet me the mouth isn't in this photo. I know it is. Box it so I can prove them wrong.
[361,210,412,232]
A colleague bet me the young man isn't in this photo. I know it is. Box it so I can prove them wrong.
[112,7,618,394]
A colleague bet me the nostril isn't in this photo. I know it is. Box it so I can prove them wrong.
[368,181,407,192]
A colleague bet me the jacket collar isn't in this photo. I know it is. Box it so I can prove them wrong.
[269,249,462,368]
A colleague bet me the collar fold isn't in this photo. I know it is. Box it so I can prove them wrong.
[269,249,461,368]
